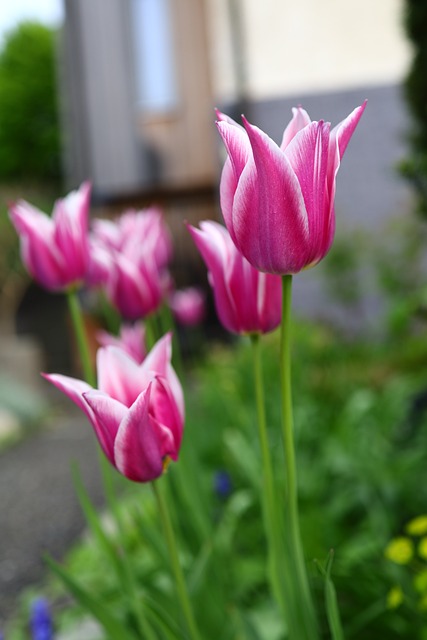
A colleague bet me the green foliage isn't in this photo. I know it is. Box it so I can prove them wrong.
[9,324,427,638]
[321,230,365,310]
[401,1,427,217]
[0,21,62,183]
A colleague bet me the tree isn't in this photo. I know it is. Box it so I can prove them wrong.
[0,21,62,183]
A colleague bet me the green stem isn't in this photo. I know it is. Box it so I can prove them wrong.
[152,479,201,640]
[145,313,158,350]
[66,289,96,386]
[251,335,275,508]
[101,471,155,639]
[280,275,318,639]
[159,303,184,379]
[250,334,288,618]
[67,290,154,638]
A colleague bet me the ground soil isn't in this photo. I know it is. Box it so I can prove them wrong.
[0,410,105,626]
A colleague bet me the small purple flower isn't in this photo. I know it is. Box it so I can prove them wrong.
[30,597,54,640]
[214,471,233,499]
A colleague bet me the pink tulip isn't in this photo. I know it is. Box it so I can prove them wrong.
[9,182,91,291]
[170,287,206,327]
[43,333,184,482]
[188,221,282,335]
[105,252,164,321]
[97,322,146,363]
[93,206,172,270]
[216,103,366,275]
[86,237,113,288]
[89,208,171,320]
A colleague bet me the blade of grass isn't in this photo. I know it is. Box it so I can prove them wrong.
[45,555,140,640]
[325,550,345,640]
[72,465,156,639]
[144,594,187,640]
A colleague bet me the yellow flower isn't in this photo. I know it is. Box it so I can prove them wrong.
[387,586,404,609]
[418,537,427,561]
[384,537,414,565]
[406,515,427,536]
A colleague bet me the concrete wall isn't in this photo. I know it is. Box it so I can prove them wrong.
[62,0,144,195]
[61,0,217,197]
[206,0,411,102]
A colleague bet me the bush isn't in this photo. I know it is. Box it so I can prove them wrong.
[0,21,62,183]
[401,1,427,218]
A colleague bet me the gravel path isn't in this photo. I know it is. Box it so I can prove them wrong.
[0,410,105,626]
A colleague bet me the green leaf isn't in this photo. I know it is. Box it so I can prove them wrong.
[214,490,253,554]
[72,466,155,639]
[45,555,140,640]
[324,550,345,640]
[223,430,260,490]
[144,594,186,640]
[232,609,264,640]
[187,540,214,593]
[71,465,127,587]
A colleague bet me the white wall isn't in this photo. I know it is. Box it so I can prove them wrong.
[206,0,412,102]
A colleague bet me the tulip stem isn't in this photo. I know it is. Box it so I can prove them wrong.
[280,274,318,639]
[160,303,184,379]
[152,479,201,640]
[144,314,158,350]
[66,289,96,387]
[67,290,154,637]
[250,334,288,618]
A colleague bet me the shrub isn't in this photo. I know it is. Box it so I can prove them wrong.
[0,21,62,183]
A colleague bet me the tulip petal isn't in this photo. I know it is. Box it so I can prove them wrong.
[215,109,244,128]
[97,324,146,364]
[285,121,331,265]
[227,251,259,332]
[97,346,143,407]
[141,333,184,421]
[236,118,308,273]
[327,101,367,220]
[141,332,171,377]
[280,106,312,150]
[10,203,66,289]
[107,253,162,321]
[257,271,283,333]
[331,100,367,160]
[114,385,164,482]
[188,222,240,333]
[83,390,127,464]
[10,201,53,236]
[42,373,93,418]
[52,183,91,282]
[216,105,365,275]
[216,121,252,239]
[189,220,282,335]
[149,376,183,457]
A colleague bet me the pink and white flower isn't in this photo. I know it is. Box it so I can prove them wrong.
[43,333,183,483]
[9,182,91,291]
[216,103,366,275]
[188,221,282,335]
[170,287,206,327]
[97,322,146,364]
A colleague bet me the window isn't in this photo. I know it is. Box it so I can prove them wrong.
[131,0,178,113]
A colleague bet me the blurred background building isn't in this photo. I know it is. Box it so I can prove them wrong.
[55,0,413,332]
[61,0,217,197]
[59,0,409,202]
[0,0,416,343]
